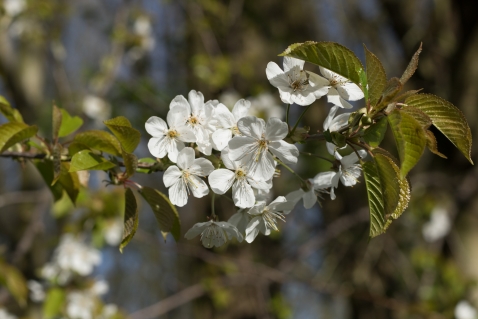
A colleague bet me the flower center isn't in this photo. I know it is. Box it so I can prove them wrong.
[288,70,309,92]
[254,138,269,161]
[200,224,226,248]
[167,129,178,138]
[329,75,348,88]
[231,125,241,136]
[235,168,246,180]
[262,208,285,231]
[188,116,200,126]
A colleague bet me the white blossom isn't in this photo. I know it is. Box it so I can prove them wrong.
[2,0,26,17]
[455,301,477,319]
[163,147,214,207]
[245,196,287,243]
[103,218,123,246]
[211,99,250,151]
[27,280,45,302]
[422,206,451,242]
[266,57,329,106]
[184,220,243,248]
[228,208,252,235]
[169,90,217,155]
[312,150,367,200]
[279,183,318,213]
[319,67,364,109]
[0,308,17,319]
[209,148,271,208]
[323,105,351,155]
[228,116,299,181]
[145,111,197,162]
[66,280,109,319]
[82,95,111,123]
[249,92,284,119]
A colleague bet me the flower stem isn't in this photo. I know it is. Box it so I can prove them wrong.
[300,151,335,164]
[286,104,291,129]
[211,192,216,219]
[275,157,306,184]
[289,104,313,137]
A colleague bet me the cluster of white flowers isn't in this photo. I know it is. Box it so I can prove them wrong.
[0,309,17,319]
[146,57,366,248]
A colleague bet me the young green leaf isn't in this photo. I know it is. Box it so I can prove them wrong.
[362,117,388,148]
[279,41,364,87]
[0,95,24,123]
[58,108,83,137]
[387,109,427,177]
[400,105,432,129]
[400,42,422,85]
[69,150,116,172]
[405,93,473,164]
[0,122,38,153]
[35,161,64,202]
[372,77,402,115]
[364,45,387,107]
[122,150,138,178]
[51,143,62,186]
[361,159,387,237]
[58,162,80,204]
[104,116,141,153]
[0,260,28,306]
[74,130,122,157]
[43,288,65,319]
[425,130,447,159]
[52,105,62,143]
[120,188,139,252]
[139,186,181,241]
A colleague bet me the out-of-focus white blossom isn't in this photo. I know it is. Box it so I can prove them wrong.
[249,92,284,120]
[184,220,243,248]
[103,219,123,246]
[27,280,45,302]
[455,300,477,319]
[99,304,119,319]
[0,308,17,319]
[422,206,451,242]
[66,280,109,319]
[2,0,26,17]
[82,95,111,122]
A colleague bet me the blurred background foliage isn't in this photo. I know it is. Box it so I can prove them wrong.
[0,0,477,318]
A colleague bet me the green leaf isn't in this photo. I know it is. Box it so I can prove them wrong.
[139,187,181,241]
[405,93,473,164]
[0,95,24,123]
[359,69,369,102]
[35,160,64,202]
[120,188,139,252]
[67,141,90,156]
[372,77,402,115]
[364,45,387,107]
[362,117,388,148]
[69,150,116,172]
[104,116,141,153]
[122,150,138,178]
[137,157,157,174]
[400,105,432,129]
[74,130,122,157]
[425,130,447,159]
[387,109,427,177]
[361,160,386,237]
[52,105,62,142]
[43,288,65,319]
[35,161,80,204]
[58,108,83,137]
[279,41,364,86]
[400,42,422,85]
[51,144,62,186]
[0,122,38,153]
[58,162,80,204]
[0,260,28,306]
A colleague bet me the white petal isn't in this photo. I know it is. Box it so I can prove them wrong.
[232,180,255,208]
[147,136,168,158]
[319,66,334,80]
[193,124,210,145]
[218,222,243,242]
[214,103,235,128]
[269,140,299,164]
[326,142,338,156]
[176,147,195,170]
[190,158,215,176]
[337,82,364,101]
[188,90,205,115]
[145,116,167,137]
[327,87,353,109]
[249,151,276,181]
[220,148,236,170]
[197,138,213,156]
[163,166,182,188]
[209,169,235,194]
[166,139,184,162]
[266,62,289,88]
[246,177,271,190]
[170,95,191,113]
[323,105,340,131]
[212,129,233,151]
[329,113,351,132]
[303,189,317,209]
[312,171,336,189]
[340,150,367,167]
[245,217,261,243]
[228,210,250,234]
[291,91,316,106]
[168,179,188,207]
[237,116,265,139]
[265,117,288,141]
[268,196,287,211]
[167,105,189,128]
[184,221,211,239]
[188,175,209,198]
[283,57,305,72]
[278,89,293,104]
[279,189,304,213]
[176,126,196,143]
[228,136,257,161]
[340,165,361,187]
[307,71,331,98]
[231,99,250,121]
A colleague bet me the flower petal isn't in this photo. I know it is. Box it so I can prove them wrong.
[188,90,205,115]
[267,196,287,211]
[148,136,168,158]
[237,116,265,139]
[220,147,236,170]
[188,175,209,198]
[312,171,336,189]
[327,87,353,109]
[228,210,251,234]
[303,189,317,209]
[232,99,251,121]
[248,151,276,181]
[209,169,235,194]
[266,62,289,88]
[337,82,364,101]
[340,150,367,167]
[245,217,261,243]
[232,180,255,208]
[265,117,288,141]
[166,138,184,162]
[291,91,316,106]
[269,140,299,164]
[214,103,235,128]
[228,136,257,161]
[184,221,211,239]
[212,129,233,151]
[168,179,188,207]
[176,147,195,170]
[283,57,304,72]
[145,116,167,137]
[163,166,182,187]
[190,158,215,176]
[323,105,340,131]
[176,126,196,143]
[170,95,191,113]
[167,105,189,128]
